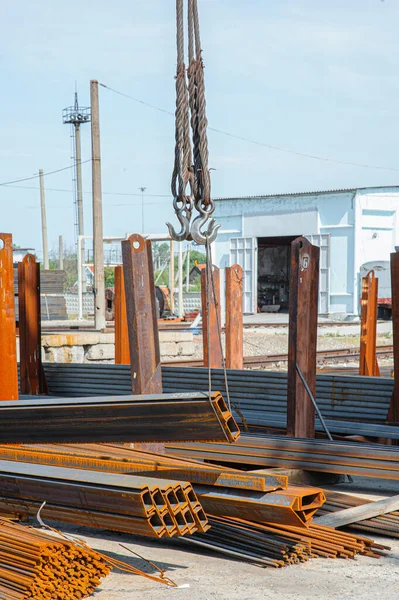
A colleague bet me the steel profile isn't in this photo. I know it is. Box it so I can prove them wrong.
[0,392,240,444]
[0,233,18,401]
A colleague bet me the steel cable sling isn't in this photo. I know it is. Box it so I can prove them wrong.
[166,1,246,423]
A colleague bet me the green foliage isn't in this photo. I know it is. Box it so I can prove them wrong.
[153,245,206,290]
[104,267,115,288]
[49,245,78,290]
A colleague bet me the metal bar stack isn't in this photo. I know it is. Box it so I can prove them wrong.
[0,392,240,444]
[0,444,288,493]
[318,491,399,539]
[0,460,208,539]
[0,518,110,599]
[167,433,399,480]
[185,515,389,568]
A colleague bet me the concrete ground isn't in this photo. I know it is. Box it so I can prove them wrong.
[57,523,398,600]
[47,476,399,600]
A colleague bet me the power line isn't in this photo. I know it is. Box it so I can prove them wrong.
[100,82,399,173]
[1,182,170,199]
[0,160,91,187]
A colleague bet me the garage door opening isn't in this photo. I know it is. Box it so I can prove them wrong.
[257,236,299,313]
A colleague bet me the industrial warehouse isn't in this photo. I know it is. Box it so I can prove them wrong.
[1,1,399,599]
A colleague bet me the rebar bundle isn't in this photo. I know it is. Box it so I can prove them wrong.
[185,516,389,568]
[0,519,110,599]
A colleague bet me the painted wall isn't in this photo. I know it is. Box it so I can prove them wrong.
[213,187,399,316]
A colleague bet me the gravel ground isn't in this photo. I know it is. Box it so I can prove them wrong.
[192,328,393,371]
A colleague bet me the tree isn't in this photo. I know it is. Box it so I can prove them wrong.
[104,267,115,288]
[49,245,78,290]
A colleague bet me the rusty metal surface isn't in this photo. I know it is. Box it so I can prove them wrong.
[0,233,18,400]
[287,237,320,438]
[359,270,380,377]
[193,484,325,528]
[0,443,287,492]
[0,460,206,539]
[225,264,243,370]
[114,265,129,365]
[18,254,47,395]
[121,234,162,395]
[201,264,223,368]
[0,391,240,444]
[388,251,399,422]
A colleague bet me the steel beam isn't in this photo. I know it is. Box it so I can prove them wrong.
[359,270,380,377]
[287,237,319,438]
[201,264,223,368]
[18,254,47,395]
[114,265,129,365]
[225,264,243,370]
[121,234,162,394]
[0,233,18,400]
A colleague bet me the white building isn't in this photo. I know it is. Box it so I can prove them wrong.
[212,186,399,317]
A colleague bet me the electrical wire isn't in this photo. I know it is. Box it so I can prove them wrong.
[100,82,399,173]
[0,160,91,187]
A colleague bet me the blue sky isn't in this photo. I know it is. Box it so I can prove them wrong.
[1,0,398,257]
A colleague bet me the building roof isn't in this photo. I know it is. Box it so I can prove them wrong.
[215,185,399,202]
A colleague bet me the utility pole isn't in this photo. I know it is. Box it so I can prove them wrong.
[90,79,106,330]
[39,169,49,269]
[63,89,90,291]
[59,235,64,270]
[139,187,146,234]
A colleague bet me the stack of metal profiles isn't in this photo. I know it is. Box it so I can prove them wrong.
[318,491,399,538]
[38,363,397,439]
[184,516,389,567]
[0,444,288,493]
[0,518,110,599]
[167,434,399,480]
[0,392,239,444]
[0,460,209,538]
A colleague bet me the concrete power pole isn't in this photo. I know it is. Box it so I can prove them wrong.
[39,169,49,269]
[90,80,106,330]
[59,235,64,270]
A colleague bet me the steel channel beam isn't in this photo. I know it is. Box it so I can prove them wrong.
[287,237,320,438]
[359,270,380,377]
[114,265,129,365]
[18,254,47,395]
[201,264,223,368]
[0,233,18,400]
[225,264,243,370]
[0,392,240,444]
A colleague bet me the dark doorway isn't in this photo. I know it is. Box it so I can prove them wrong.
[257,236,299,313]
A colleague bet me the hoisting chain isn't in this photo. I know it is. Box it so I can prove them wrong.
[167,0,220,245]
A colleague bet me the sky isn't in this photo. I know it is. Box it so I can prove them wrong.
[1,0,398,258]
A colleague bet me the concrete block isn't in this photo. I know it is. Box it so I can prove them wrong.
[176,342,195,356]
[159,331,193,343]
[160,342,179,357]
[44,346,85,364]
[85,344,115,361]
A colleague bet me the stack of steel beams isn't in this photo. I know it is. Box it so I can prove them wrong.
[318,491,399,538]
[0,460,208,538]
[0,392,239,444]
[167,434,399,480]
[0,444,288,493]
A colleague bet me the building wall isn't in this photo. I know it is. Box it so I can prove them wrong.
[213,187,399,316]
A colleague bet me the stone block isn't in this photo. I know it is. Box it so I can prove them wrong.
[158,331,193,343]
[44,346,85,364]
[85,344,115,361]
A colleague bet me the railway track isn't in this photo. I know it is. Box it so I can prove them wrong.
[163,345,394,369]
